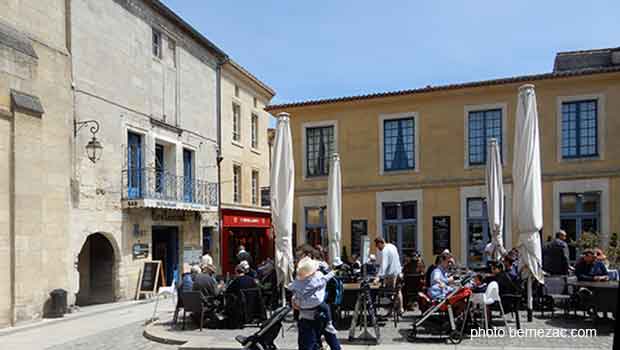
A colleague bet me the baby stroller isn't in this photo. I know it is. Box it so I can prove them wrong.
[407,275,473,344]
[235,305,291,350]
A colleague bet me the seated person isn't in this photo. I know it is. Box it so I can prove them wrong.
[428,252,455,300]
[193,263,221,299]
[485,262,520,295]
[425,255,442,289]
[502,254,520,282]
[178,263,194,293]
[227,261,258,294]
[575,249,609,281]
[470,274,487,293]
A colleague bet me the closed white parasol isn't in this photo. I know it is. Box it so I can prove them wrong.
[270,112,295,301]
[328,153,342,266]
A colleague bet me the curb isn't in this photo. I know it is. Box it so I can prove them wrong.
[0,299,156,337]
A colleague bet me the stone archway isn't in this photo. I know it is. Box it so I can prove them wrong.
[76,233,118,306]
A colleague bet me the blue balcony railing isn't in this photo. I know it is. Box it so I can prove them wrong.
[121,167,217,207]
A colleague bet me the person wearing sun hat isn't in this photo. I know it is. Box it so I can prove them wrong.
[288,257,341,350]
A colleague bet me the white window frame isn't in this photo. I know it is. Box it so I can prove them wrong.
[233,164,242,203]
[556,94,606,162]
[301,120,338,180]
[251,170,259,205]
[232,102,241,143]
[375,189,424,255]
[463,103,508,169]
[459,185,513,266]
[251,113,259,149]
[378,112,419,175]
[553,178,610,246]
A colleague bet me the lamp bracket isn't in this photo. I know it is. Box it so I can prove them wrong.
[75,119,100,137]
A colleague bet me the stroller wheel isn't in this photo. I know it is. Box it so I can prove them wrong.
[406,324,417,342]
[448,330,462,344]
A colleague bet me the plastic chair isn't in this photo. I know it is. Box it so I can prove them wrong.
[472,281,508,329]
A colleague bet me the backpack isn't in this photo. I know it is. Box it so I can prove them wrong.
[325,277,344,305]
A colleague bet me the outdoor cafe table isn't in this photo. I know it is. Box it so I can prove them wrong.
[567,280,618,314]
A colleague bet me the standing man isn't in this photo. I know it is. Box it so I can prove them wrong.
[374,237,404,314]
[550,230,570,262]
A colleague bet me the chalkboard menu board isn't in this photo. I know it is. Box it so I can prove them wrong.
[350,220,367,256]
[432,216,451,254]
[136,261,161,298]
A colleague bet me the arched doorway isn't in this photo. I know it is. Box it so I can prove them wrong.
[76,233,116,306]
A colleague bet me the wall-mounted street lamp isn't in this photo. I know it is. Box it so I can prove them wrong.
[74,119,103,163]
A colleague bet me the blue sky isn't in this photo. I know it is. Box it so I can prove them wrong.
[163,0,619,126]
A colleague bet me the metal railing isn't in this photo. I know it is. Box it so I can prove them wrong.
[121,167,218,206]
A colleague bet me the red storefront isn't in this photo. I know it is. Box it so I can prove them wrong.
[220,209,272,275]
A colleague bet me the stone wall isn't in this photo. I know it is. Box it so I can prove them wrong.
[69,0,219,303]
[0,0,72,326]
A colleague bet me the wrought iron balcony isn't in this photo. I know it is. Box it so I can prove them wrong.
[121,167,218,211]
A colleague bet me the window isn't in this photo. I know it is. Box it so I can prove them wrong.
[232,103,241,142]
[251,114,259,148]
[306,126,334,177]
[233,165,241,203]
[253,97,258,108]
[155,144,165,194]
[384,117,415,171]
[234,85,240,98]
[560,192,600,260]
[251,170,259,205]
[305,207,327,247]
[183,149,194,202]
[168,39,176,67]
[468,109,502,165]
[152,29,162,58]
[561,100,598,158]
[382,201,417,257]
[127,132,143,199]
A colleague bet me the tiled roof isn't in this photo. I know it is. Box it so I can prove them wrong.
[265,66,620,112]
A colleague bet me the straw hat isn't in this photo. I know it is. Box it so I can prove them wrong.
[201,263,216,274]
[296,257,319,280]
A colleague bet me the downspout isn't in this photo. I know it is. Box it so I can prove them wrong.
[215,57,228,271]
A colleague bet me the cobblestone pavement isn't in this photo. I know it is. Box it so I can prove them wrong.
[46,321,176,350]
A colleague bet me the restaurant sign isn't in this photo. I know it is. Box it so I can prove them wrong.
[122,198,209,212]
[223,213,270,228]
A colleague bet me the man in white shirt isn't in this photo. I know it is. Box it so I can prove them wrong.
[374,237,404,314]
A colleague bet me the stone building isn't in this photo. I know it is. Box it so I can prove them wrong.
[68,0,224,305]
[267,47,620,267]
[0,0,73,326]
[219,61,275,274]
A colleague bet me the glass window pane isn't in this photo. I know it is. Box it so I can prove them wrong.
[581,193,600,213]
[306,208,321,226]
[384,117,415,171]
[560,194,577,213]
[402,202,416,219]
[402,223,416,254]
[384,224,398,244]
[383,204,398,220]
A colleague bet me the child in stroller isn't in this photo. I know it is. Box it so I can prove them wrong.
[408,253,473,344]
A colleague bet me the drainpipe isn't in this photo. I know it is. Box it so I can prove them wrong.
[215,57,228,272]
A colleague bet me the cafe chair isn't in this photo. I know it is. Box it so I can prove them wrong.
[240,287,268,327]
[539,275,571,318]
[181,291,210,331]
[472,281,508,329]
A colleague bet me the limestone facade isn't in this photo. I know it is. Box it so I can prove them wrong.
[68,0,222,305]
[0,0,73,327]
[266,51,620,266]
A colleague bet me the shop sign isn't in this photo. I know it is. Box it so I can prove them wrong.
[132,243,149,259]
[153,208,187,221]
[223,214,270,228]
